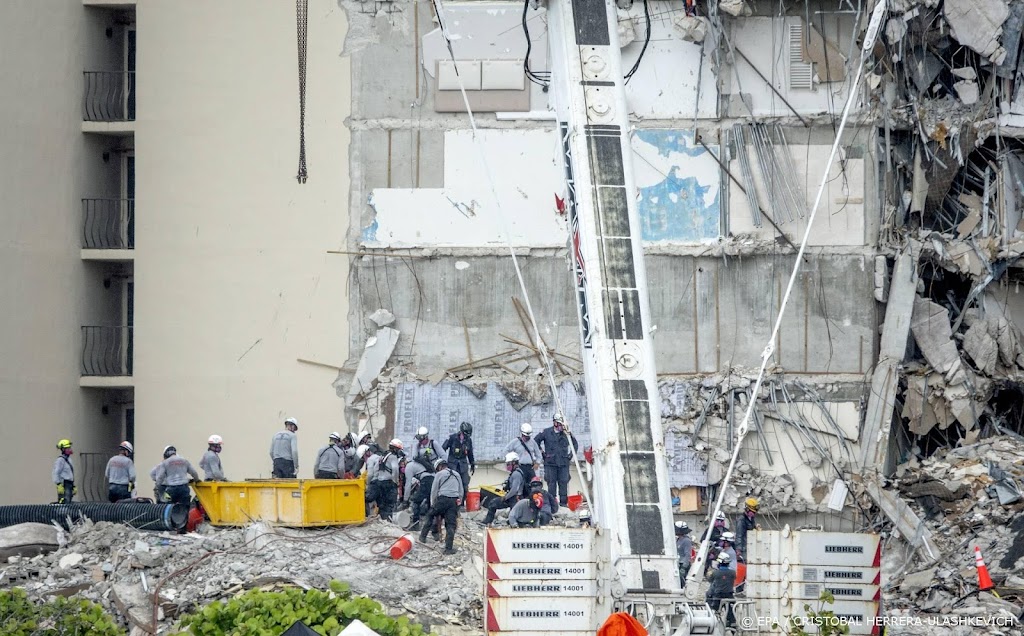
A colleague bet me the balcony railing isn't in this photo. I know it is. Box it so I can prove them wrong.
[81,326,133,376]
[82,71,136,122]
[82,199,135,249]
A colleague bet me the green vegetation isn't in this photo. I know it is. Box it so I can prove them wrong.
[175,580,427,636]
[784,591,851,636]
[0,587,123,636]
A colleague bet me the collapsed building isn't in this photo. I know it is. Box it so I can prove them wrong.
[334,0,1024,623]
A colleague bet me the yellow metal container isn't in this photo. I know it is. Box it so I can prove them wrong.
[193,478,366,527]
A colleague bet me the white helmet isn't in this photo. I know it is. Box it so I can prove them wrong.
[415,426,429,440]
[674,520,689,532]
[284,417,298,428]
[721,532,735,542]
[520,423,533,435]
[329,432,342,442]
[389,438,404,450]
[715,511,726,520]
[356,444,370,457]
[717,552,732,564]
[505,451,520,464]
[357,430,371,443]
[207,434,223,445]
[433,458,447,470]
[119,441,134,454]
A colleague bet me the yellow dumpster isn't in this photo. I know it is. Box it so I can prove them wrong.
[193,478,366,528]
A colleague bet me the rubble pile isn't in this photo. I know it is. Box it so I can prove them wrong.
[0,518,487,634]
[885,436,1024,618]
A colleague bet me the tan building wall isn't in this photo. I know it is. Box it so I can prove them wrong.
[132,0,350,487]
[0,1,126,504]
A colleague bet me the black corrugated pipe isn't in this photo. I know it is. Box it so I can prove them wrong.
[0,503,188,531]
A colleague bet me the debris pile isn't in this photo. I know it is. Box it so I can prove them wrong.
[884,436,1024,619]
[0,519,486,634]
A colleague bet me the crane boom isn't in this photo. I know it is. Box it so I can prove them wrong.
[545,0,714,628]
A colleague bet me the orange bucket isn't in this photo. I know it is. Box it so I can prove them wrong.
[567,494,583,511]
[389,534,413,560]
[466,491,481,511]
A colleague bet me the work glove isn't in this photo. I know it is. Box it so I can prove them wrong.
[56,484,65,496]
[343,472,355,479]
[129,482,135,492]
[73,486,77,496]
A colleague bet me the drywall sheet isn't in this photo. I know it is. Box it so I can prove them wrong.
[363,129,566,247]
[632,129,721,241]
[729,143,866,246]
[394,381,591,462]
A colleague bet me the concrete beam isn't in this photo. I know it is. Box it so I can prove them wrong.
[865,482,940,564]
[860,242,919,474]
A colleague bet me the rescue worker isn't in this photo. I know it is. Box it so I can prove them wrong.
[52,439,75,504]
[104,441,136,502]
[338,433,357,477]
[508,491,544,528]
[734,497,759,559]
[482,452,526,526]
[314,432,345,479]
[706,552,736,627]
[200,435,226,481]
[412,427,445,464]
[702,511,729,573]
[152,445,175,502]
[150,446,200,505]
[351,431,381,476]
[529,477,558,526]
[442,421,475,506]
[577,504,592,528]
[364,439,403,522]
[269,417,300,478]
[675,521,693,585]
[420,458,463,555]
[504,423,541,485]
[719,532,738,570]
[534,413,579,505]
[407,449,437,532]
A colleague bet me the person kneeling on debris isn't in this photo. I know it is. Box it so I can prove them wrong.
[105,441,136,502]
[529,477,558,525]
[314,432,345,479]
[364,439,403,522]
[420,458,463,554]
[706,551,736,628]
[508,492,545,528]
[482,452,527,526]
[151,446,200,505]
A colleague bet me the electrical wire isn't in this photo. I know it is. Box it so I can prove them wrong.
[522,0,550,87]
[624,0,651,82]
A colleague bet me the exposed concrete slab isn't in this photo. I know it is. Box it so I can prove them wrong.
[860,243,919,473]
[911,296,967,384]
[347,327,400,406]
[353,254,877,374]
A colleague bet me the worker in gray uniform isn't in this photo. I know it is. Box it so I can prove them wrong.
[675,521,693,585]
[52,439,75,504]
[404,449,436,532]
[529,477,558,525]
[338,434,357,477]
[420,458,463,554]
[314,432,345,479]
[150,446,200,505]
[719,531,738,570]
[104,441,136,502]
[151,445,176,502]
[364,439,403,522]
[200,435,226,481]
[508,491,544,528]
[705,551,736,628]
[269,417,299,478]
[411,427,445,464]
[482,452,526,525]
[534,413,579,505]
[503,424,541,486]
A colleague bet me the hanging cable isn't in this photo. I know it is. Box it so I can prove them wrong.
[522,0,550,88]
[295,0,309,184]
[624,0,651,81]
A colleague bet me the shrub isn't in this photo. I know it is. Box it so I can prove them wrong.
[175,580,427,636]
[0,587,123,636]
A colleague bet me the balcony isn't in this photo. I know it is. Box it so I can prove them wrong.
[82,199,134,261]
[80,326,133,388]
[82,71,135,134]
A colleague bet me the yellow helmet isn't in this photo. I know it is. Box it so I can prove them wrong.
[56,439,73,450]
[745,497,759,511]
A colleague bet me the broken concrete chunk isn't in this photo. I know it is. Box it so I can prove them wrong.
[900,567,937,596]
[951,67,978,81]
[345,327,400,406]
[58,553,83,569]
[617,9,637,47]
[944,0,1009,64]
[0,523,59,561]
[718,0,750,17]
[673,15,706,44]
[911,297,967,385]
[368,308,395,328]
[886,18,908,45]
[963,322,999,374]
[954,80,980,105]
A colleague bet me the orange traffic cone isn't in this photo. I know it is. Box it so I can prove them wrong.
[975,546,994,591]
